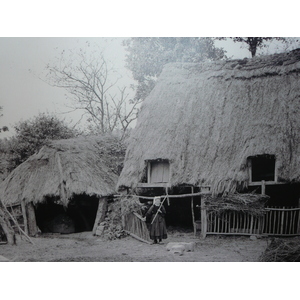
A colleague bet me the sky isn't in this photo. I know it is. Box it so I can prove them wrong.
[0,1,299,140]
[0,37,135,137]
[0,37,299,139]
[0,37,261,138]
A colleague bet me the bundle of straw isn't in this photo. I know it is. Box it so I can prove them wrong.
[259,238,300,262]
[203,193,269,216]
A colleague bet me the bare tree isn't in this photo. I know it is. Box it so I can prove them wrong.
[45,47,140,140]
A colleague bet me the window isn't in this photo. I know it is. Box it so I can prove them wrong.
[147,160,170,183]
[249,155,276,182]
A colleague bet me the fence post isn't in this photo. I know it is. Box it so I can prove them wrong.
[297,198,300,234]
[201,197,207,239]
[250,215,254,235]
[261,180,266,195]
[260,180,266,234]
[297,214,300,235]
[191,187,196,236]
[20,201,28,235]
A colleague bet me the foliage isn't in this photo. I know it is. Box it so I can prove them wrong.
[45,45,139,140]
[94,134,127,176]
[227,37,288,57]
[123,37,227,101]
[5,113,77,170]
[0,106,8,133]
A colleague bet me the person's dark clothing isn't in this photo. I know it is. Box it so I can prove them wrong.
[146,205,167,242]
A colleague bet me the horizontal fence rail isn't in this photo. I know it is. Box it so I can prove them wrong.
[201,206,300,238]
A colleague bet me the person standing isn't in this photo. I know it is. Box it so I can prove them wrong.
[143,196,167,244]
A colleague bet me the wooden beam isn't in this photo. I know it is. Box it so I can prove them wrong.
[114,191,210,200]
[137,182,171,188]
[248,181,286,186]
[265,207,300,211]
[26,203,38,236]
[261,180,266,195]
[124,230,152,244]
[147,161,151,184]
[20,201,28,235]
[200,197,207,239]
[297,197,300,235]
[248,158,252,183]
[92,198,108,235]
[191,187,196,236]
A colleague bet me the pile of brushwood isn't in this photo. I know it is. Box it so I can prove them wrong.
[120,196,145,216]
[259,238,300,262]
[98,199,128,240]
[97,196,148,241]
[203,193,269,216]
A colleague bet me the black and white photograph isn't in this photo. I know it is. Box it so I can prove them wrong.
[0,2,299,299]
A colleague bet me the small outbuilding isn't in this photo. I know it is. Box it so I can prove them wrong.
[0,135,124,237]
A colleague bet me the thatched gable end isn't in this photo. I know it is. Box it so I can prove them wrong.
[117,49,300,194]
[0,135,123,206]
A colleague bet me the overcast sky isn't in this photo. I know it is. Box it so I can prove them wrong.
[0,37,135,137]
[0,37,298,138]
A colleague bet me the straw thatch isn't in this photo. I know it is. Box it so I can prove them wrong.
[259,238,300,262]
[117,49,300,194]
[0,135,124,207]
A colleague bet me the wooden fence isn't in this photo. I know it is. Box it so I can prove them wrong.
[200,203,300,238]
[262,206,300,236]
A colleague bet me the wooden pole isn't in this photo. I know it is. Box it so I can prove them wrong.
[21,201,28,235]
[124,230,152,244]
[250,215,254,235]
[0,206,16,245]
[166,187,170,206]
[261,180,266,195]
[191,187,196,236]
[114,191,211,200]
[297,197,300,234]
[2,204,34,244]
[280,206,285,234]
[92,198,108,235]
[26,203,39,236]
[150,195,167,225]
[200,197,207,239]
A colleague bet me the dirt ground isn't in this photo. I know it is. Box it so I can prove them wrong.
[0,229,269,262]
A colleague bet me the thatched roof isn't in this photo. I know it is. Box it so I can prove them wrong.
[117,49,300,194]
[0,135,124,206]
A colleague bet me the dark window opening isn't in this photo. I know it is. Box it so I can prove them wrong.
[246,183,300,207]
[35,195,99,234]
[251,155,275,182]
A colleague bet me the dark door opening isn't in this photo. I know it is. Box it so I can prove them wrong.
[35,195,99,234]
[247,183,300,207]
[138,186,201,231]
[165,198,193,229]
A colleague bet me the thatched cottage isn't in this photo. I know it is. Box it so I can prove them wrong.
[0,135,125,237]
[117,49,300,236]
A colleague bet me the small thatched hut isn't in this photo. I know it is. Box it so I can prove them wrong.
[117,49,300,232]
[0,135,125,236]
